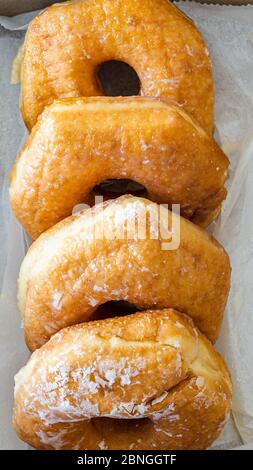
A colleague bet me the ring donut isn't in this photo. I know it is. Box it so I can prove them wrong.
[13,309,232,450]
[10,97,228,239]
[20,0,214,133]
[18,196,230,351]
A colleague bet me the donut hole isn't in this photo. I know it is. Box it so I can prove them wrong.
[94,179,147,198]
[97,60,141,96]
[72,179,148,216]
[93,416,152,437]
[92,300,141,321]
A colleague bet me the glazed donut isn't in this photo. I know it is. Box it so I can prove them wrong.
[18,196,230,351]
[20,0,214,133]
[10,97,228,239]
[13,309,232,450]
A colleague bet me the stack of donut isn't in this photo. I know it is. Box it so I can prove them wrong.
[10,0,232,450]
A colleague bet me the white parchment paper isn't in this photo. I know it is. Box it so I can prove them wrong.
[0,1,253,450]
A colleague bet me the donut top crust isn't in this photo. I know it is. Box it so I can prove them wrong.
[18,196,231,350]
[10,96,228,239]
[13,309,232,450]
[20,0,214,132]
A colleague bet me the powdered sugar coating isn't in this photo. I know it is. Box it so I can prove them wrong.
[13,310,232,450]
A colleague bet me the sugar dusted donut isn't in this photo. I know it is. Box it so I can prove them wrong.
[10,97,228,240]
[18,196,230,350]
[20,0,214,133]
[13,309,232,450]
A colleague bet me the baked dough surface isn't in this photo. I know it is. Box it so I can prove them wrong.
[13,309,232,450]
[20,0,214,133]
[18,196,231,350]
[10,97,228,239]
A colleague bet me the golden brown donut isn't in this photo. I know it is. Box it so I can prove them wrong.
[10,97,228,239]
[20,0,214,133]
[13,309,232,450]
[18,196,230,350]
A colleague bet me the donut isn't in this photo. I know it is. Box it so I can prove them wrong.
[10,97,228,239]
[13,309,232,450]
[18,196,231,351]
[20,0,214,133]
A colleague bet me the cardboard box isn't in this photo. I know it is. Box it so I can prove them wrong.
[0,0,252,16]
